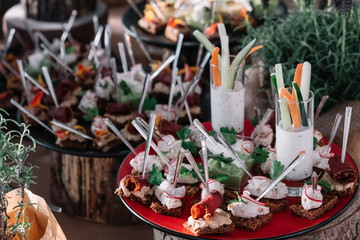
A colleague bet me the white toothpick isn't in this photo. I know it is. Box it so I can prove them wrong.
[42,66,59,107]
[341,107,352,164]
[118,42,128,73]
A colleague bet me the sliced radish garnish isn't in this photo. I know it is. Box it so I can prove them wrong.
[304,185,322,203]
[164,186,186,199]
[241,190,267,206]
[242,141,255,153]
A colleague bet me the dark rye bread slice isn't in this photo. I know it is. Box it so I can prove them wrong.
[150,198,185,217]
[331,183,357,197]
[290,194,338,220]
[230,212,272,231]
[184,222,235,237]
[58,139,87,150]
[116,188,153,206]
[258,198,288,213]
[177,183,201,197]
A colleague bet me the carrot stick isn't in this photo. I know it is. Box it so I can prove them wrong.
[280,87,302,128]
[211,47,221,87]
[240,45,263,64]
[292,63,303,99]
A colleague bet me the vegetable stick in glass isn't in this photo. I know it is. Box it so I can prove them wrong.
[211,47,221,87]
[280,87,301,128]
[292,82,308,127]
[300,61,311,101]
[229,38,256,80]
[292,63,303,98]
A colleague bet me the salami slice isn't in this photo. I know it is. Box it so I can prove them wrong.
[123,175,149,192]
[49,106,73,123]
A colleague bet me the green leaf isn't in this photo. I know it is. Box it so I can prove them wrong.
[82,106,99,122]
[270,160,284,180]
[208,130,216,137]
[313,137,318,150]
[251,116,258,128]
[182,141,197,154]
[210,174,229,182]
[177,126,191,141]
[120,81,132,95]
[227,191,247,204]
[180,166,191,178]
[161,151,169,155]
[220,127,237,145]
[304,180,332,192]
[143,97,157,111]
[208,153,233,164]
[191,163,204,180]
[252,147,269,164]
[147,164,163,186]
[66,46,76,54]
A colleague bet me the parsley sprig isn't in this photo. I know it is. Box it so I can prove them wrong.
[176,126,197,154]
[228,191,247,204]
[147,164,163,186]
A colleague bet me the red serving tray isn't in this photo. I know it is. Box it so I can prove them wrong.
[116,121,359,239]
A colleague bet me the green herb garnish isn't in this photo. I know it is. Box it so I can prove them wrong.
[182,141,197,154]
[304,180,332,192]
[208,153,233,164]
[180,166,191,178]
[143,97,157,111]
[177,126,191,141]
[252,147,269,164]
[82,106,99,122]
[147,164,163,186]
[220,127,237,145]
[270,160,285,180]
[120,81,132,95]
[313,137,318,150]
[228,191,247,204]
[251,116,258,128]
[210,174,229,182]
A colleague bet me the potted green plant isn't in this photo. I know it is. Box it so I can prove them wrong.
[0,109,37,240]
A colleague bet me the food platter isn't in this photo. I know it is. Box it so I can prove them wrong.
[116,121,359,239]
[121,1,242,49]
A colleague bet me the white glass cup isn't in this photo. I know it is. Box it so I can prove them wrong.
[210,60,245,133]
[275,89,314,182]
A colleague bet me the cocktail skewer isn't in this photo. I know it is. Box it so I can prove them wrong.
[92,15,100,35]
[172,150,184,188]
[216,132,254,179]
[61,10,78,42]
[132,118,174,171]
[40,43,74,74]
[324,113,342,152]
[251,108,274,141]
[167,33,184,120]
[138,74,150,114]
[104,24,112,58]
[256,152,305,201]
[175,76,192,123]
[104,118,137,155]
[88,25,104,61]
[24,72,50,95]
[118,42,128,73]
[1,28,16,60]
[41,66,59,107]
[123,33,136,66]
[16,60,31,103]
[130,26,153,63]
[200,135,210,197]
[142,113,157,177]
[10,99,54,134]
[51,120,93,140]
[110,58,118,94]
[314,95,329,120]
[182,148,206,188]
[311,171,318,194]
[126,0,144,18]
[341,107,352,164]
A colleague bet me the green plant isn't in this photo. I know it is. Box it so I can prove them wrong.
[0,110,37,240]
[239,3,360,109]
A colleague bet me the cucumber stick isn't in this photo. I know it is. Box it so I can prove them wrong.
[270,73,278,93]
[275,63,284,95]
[292,82,309,127]
[300,61,311,101]
[193,30,215,53]
[280,97,291,130]
[218,24,231,89]
[229,38,256,84]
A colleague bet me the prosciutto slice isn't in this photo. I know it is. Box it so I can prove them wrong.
[106,103,132,115]
[190,191,223,220]
[122,175,149,192]
[328,155,358,183]
[49,106,73,123]
[158,119,183,137]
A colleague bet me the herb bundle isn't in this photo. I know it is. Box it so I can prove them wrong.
[240,4,360,109]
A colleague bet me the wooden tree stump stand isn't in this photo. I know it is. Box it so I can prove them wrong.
[50,153,137,225]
